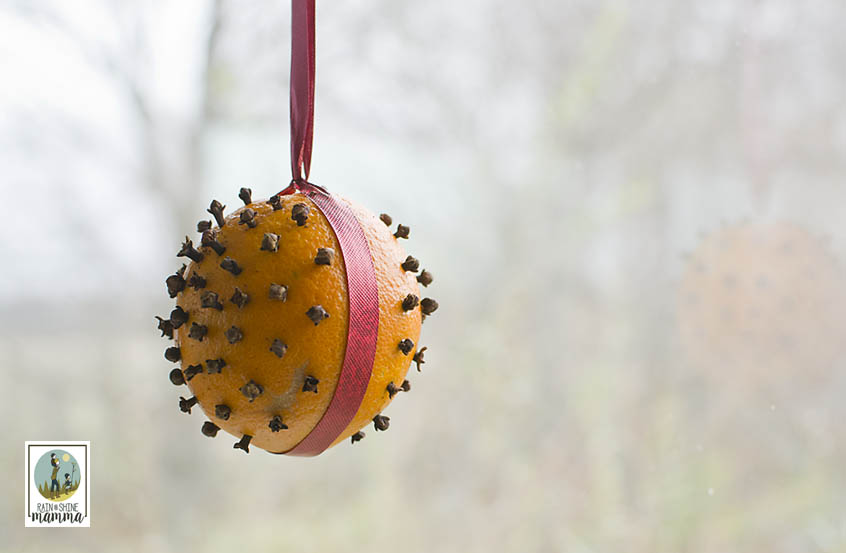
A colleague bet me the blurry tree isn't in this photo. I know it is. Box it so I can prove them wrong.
[2,0,224,302]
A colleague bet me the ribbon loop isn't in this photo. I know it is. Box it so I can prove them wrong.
[290,0,316,181]
[282,1,381,457]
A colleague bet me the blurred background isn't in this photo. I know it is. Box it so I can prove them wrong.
[2,0,846,551]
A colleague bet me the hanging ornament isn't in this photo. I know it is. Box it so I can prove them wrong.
[677,221,845,390]
[157,0,437,456]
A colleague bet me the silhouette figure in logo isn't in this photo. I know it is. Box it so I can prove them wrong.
[63,473,72,494]
[49,453,60,499]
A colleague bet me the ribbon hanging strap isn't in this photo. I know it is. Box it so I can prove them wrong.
[290,0,316,182]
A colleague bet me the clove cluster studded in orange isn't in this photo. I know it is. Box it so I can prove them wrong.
[157,188,437,454]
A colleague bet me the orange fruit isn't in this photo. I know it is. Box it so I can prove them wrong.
[677,221,846,389]
[158,188,437,454]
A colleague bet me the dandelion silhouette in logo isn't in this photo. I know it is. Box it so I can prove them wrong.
[34,450,80,502]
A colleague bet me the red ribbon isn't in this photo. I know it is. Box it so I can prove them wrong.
[290,0,315,182]
[282,184,380,456]
[281,1,380,456]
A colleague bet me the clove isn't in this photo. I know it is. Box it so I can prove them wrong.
[398,338,414,355]
[179,396,198,414]
[208,200,226,228]
[401,255,420,272]
[417,269,433,287]
[373,415,390,431]
[201,230,226,256]
[169,368,185,386]
[201,291,224,310]
[268,415,288,432]
[379,213,392,226]
[177,236,204,263]
[197,220,212,233]
[314,247,334,266]
[170,306,189,328]
[401,379,411,392]
[225,326,243,344]
[165,265,187,298]
[306,305,329,325]
[220,257,242,276]
[421,298,439,316]
[215,403,231,420]
[156,316,174,339]
[291,203,309,226]
[386,382,400,398]
[233,434,252,453]
[238,208,258,228]
[230,287,250,308]
[267,195,283,211]
[401,294,419,312]
[261,233,279,252]
[351,431,365,444]
[164,347,181,362]
[240,380,264,402]
[413,346,427,371]
[201,421,219,437]
[239,187,252,205]
[269,283,288,301]
[187,273,206,290]
[302,375,320,393]
[394,224,410,239]
[270,339,288,358]
[206,358,226,374]
[184,364,203,381]
[188,322,208,341]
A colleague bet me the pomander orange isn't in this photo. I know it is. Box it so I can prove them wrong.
[157,187,437,454]
[677,221,846,388]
